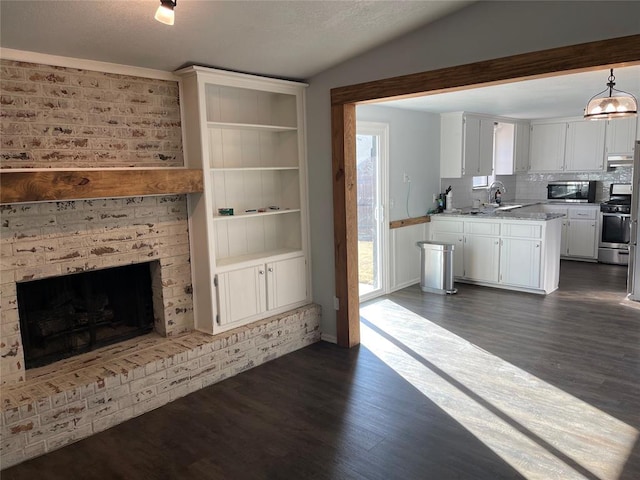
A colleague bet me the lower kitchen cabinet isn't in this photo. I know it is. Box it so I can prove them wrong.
[567,218,598,259]
[464,234,500,283]
[500,237,541,289]
[216,255,307,330]
[430,216,561,294]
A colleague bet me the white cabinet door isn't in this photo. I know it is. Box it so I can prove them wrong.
[514,122,531,172]
[529,123,566,172]
[463,115,481,176]
[431,232,464,278]
[565,120,606,171]
[217,266,267,326]
[463,235,500,283]
[606,117,638,155]
[494,122,515,175]
[500,238,541,288]
[266,256,307,310]
[478,117,495,176]
[567,219,598,259]
[440,113,494,177]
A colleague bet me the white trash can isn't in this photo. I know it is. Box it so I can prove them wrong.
[416,241,457,295]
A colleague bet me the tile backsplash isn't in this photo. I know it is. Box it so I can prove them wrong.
[515,167,633,202]
[440,167,633,208]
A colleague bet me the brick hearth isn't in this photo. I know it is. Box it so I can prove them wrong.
[0,305,321,469]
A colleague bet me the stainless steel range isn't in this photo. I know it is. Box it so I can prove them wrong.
[599,183,632,265]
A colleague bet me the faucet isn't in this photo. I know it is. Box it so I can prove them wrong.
[488,180,507,204]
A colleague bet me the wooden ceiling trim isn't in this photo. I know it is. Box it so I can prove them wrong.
[331,34,640,106]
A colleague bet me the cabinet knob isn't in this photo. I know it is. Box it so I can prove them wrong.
[268,267,273,273]
[258,270,265,275]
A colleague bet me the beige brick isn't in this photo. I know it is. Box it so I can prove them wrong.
[45,423,92,451]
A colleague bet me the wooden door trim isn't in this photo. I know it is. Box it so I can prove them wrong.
[330,34,640,348]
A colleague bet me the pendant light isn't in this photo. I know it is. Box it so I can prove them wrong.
[155,0,176,26]
[584,69,637,120]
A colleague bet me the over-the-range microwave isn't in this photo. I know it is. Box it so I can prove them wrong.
[547,180,597,203]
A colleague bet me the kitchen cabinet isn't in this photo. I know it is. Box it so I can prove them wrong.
[495,120,530,174]
[499,222,543,289]
[514,122,531,173]
[430,215,561,294]
[464,233,500,283]
[529,122,567,172]
[440,112,494,178]
[565,120,606,171]
[177,66,311,334]
[606,117,638,156]
[566,207,599,260]
[529,118,606,172]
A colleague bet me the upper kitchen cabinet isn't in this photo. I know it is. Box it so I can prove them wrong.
[440,112,494,178]
[494,120,530,175]
[606,117,638,157]
[529,117,606,173]
[176,66,311,335]
[529,122,567,172]
[565,120,606,171]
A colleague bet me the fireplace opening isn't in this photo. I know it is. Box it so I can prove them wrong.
[17,262,155,369]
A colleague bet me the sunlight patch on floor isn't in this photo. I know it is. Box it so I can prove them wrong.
[360,299,637,480]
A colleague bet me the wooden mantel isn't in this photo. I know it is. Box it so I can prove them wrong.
[0,168,204,204]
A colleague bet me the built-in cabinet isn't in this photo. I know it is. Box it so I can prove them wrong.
[606,117,638,157]
[565,207,599,260]
[521,204,600,261]
[430,216,561,294]
[440,112,494,177]
[528,117,630,173]
[177,66,310,334]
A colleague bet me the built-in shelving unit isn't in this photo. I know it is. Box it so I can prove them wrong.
[177,66,310,334]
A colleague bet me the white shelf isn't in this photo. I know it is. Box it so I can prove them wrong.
[207,121,297,132]
[216,248,303,270]
[211,167,299,172]
[213,208,300,221]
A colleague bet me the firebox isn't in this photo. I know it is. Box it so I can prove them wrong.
[17,262,155,369]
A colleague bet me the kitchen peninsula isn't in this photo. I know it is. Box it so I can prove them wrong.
[430,206,563,294]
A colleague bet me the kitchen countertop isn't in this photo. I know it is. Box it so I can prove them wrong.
[435,209,565,221]
[432,199,580,221]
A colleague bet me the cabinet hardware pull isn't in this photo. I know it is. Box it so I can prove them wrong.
[259,270,265,275]
[268,267,273,272]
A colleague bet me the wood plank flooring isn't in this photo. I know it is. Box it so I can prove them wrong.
[3,261,639,479]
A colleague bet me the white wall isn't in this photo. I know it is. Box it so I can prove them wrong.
[305,1,640,339]
[356,104,440,221]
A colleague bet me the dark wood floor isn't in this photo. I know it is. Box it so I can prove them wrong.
[4,261,639,479]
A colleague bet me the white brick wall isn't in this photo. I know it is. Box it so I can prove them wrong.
[0,195,193,385]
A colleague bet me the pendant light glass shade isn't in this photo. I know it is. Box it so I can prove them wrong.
[584,69,638,120]
[155,0,176,25]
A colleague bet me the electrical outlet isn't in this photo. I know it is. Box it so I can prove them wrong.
[333,296,340,310]
[403,172,410,183]
[390,197,395,208]
[432,193,437,203]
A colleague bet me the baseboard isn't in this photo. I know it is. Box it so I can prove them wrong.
[321,333,337,344]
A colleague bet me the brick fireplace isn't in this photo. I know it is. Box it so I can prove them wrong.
[0,58,320,469]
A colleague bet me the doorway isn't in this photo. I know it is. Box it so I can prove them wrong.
[356,122,389,301]
[331,35,640,347]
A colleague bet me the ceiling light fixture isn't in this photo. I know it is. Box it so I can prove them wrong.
[155,0,176,26]
[584,69,637,120]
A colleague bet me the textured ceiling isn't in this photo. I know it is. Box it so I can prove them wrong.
[0,0,472,80]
